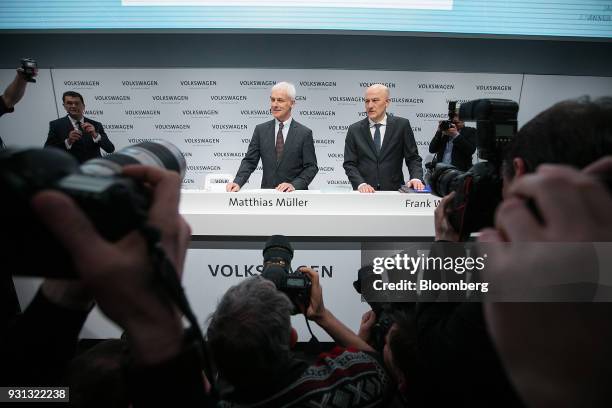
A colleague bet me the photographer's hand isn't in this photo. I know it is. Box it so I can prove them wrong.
[358,310,377,343]
[31,165,191,365]
[477,158,612,408]
[479,159,612,243]
[40,279,93,311]
[300,267,375,352]
[434,191,460,242]
[299,267,326,322]
[445,125,459,138]
[1,67,32,109]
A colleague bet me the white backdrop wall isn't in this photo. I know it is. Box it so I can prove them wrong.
[3,68,609,190]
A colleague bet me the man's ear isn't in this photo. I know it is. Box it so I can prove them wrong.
[513,157,527,178]
[290,327,298,349]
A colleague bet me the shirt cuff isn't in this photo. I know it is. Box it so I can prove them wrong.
[64,139,73,150]
[92,133,101,143]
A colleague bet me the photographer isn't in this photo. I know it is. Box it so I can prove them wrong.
[0,63,37,122]
[206,269,391,407]
[418,97,612,406]
[480,157,612,407]
[428,112,476,172]
[1,165,213,406]
[1,62,38,325]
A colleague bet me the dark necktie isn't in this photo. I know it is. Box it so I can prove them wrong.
[276,122,284,160]
[373,123,382,155]
[75,120,84,134]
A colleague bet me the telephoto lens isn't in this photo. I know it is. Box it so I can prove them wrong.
[0,140,186,278]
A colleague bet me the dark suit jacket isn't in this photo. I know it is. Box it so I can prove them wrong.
[44,116,115,164]
[429,126,477,172]
[234,119,318,190]
[343,115,423,191]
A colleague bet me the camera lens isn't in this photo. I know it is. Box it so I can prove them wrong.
[80,140,186,179]
[430,165,464,197]
[439,120,452,131]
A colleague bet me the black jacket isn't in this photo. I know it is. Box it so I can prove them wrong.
[45,115,115,164]
[429,126,477,172]
[343,115,423,191]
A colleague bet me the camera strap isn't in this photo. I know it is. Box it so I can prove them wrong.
[138,224,218,395]
[303,316,322,356]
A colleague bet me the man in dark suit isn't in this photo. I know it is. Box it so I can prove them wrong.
[227,82,318,192]
[45,91,115,163]
[429,114,477,172]
[343,84,424,193]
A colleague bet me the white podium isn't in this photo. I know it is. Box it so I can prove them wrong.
[180,189,438,237]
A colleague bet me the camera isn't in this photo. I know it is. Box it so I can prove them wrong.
[438,101,458,131]
[353,265,410,352]
[0,140,186,278]
[428,99,519,239]
[20,58,37,83]
[261,235,311,312]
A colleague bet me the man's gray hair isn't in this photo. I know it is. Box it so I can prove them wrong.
[207,277,294,388]
[272,81,297,101]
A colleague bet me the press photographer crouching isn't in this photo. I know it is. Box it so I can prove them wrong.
[0,141,214,405]
[415,96,612,407]
[206,235,392,407]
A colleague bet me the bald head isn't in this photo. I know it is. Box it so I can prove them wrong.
[365,84,391,123]
[366,84,390,99]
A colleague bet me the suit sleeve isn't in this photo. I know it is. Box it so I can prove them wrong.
[233,127,262,187]
[429,130,444,154]
[44,121,68,150]
[453,127,477,157]
[343,126,366,189]
[402,120,424,181]
[291,128,318,190]
[95,122,115,153]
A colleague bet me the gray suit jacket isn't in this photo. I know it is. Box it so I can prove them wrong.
[234,119,318,189]
[343,115,423,191]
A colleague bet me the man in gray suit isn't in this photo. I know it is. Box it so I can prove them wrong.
[343,84,424,193]
[227,82,318,192]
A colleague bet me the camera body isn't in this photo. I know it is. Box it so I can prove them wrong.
[0,141,185,278]
[428,99,519,239]
[20,58,37,83]
[439,120,453,131]
[261,235,311,312]
[353,265,407,352]
[438,101,459,131]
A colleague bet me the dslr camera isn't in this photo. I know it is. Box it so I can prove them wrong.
[438,100,458,131]
[0,140,186,278]
[353,265,395,352]
[261,235,311,312]
[427,99,519,239]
